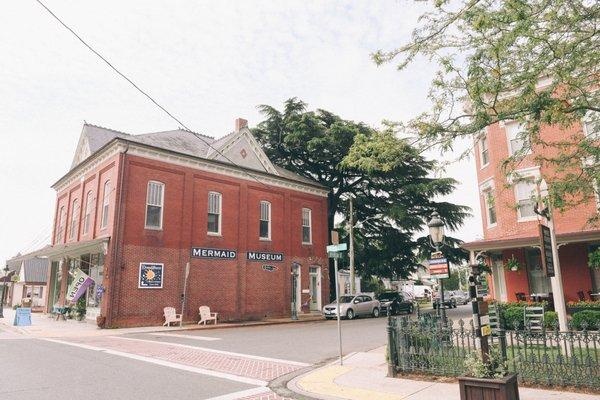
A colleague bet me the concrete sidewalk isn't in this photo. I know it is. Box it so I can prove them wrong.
[0,307,324,338]
[288,347,598,400]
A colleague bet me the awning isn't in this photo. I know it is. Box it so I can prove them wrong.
[33,237,110,259]
[462,229,600,252]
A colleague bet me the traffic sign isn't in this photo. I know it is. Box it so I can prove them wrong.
[326,243,347,253]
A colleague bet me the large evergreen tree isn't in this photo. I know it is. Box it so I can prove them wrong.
[253,98,470,283]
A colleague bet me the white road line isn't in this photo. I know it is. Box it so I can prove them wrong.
[204,387,272,400]
[113,336,311,367]
[42,338,267,387]
[149,332,221,341]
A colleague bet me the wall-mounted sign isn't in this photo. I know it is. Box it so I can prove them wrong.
[262,265,277,272]
[247,251,284,262]
[139,263,164,288]
[191,247,237,259]
[428,251,449,279]
[539,224,555,277]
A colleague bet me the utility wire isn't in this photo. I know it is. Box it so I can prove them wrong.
[34,0,271,189]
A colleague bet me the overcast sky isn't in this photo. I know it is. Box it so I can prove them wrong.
[0,0,482,265]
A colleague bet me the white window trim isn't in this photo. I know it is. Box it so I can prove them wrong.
[100,181,111,229]
[478,129,490,169]
[509,167,541,222]
[582,111,600,139]
[479,178,497,228]
[207,191,222,236]
[302,208,312,245]
[259,200,271,241]
[504,120,532,157]
[83,191,92,235]
[145,181,165,230]
[69,199,79,240]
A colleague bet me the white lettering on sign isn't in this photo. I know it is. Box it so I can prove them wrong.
[247,251,284,262]
[191,247,237,259]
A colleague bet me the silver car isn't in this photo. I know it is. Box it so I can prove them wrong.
[322,293,380,320]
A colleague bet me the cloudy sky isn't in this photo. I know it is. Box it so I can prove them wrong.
[0,0,481,265]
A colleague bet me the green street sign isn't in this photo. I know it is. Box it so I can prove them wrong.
[326,243,347,253]
[328,252,343,259]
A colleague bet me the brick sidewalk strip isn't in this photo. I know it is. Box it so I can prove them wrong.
[238,391,289,400]
[65,336,304,382]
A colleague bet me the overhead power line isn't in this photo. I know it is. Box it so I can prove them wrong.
[33,0,271,189]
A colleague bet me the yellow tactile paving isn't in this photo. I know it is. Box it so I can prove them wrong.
[297,365,406,400]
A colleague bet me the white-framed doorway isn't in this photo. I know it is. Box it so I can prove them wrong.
[309,266,322,311]
[492,256,508,302]
[292,263,302,314]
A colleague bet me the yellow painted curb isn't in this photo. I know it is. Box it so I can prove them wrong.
[297,365,406,400]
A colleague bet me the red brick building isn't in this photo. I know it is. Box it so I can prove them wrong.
[40,119,329,327]
[463,116,600,303]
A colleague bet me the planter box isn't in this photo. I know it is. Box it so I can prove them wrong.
[458,373,519,400]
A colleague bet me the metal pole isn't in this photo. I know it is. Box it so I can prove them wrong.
[349,197,355,295]
[291,267,298,321]
[0,283,5,319]
[435,244,447,324]
[334,256,343,365]
[180,262,190,328]
[547,214,568,331]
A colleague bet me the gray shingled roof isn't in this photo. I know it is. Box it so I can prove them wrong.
[76,123,324,188]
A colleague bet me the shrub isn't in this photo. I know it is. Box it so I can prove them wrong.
[571,310,600,330]
[502,305,525,330]
[544,311,558,329]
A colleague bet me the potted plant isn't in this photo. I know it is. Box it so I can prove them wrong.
[504,255,521,272]
[458,348,519,400]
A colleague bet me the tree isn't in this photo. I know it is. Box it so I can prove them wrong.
[253,98,470,286]
[373,0,600,216]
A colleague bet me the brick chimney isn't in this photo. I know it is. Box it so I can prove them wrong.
[235,118,248,131]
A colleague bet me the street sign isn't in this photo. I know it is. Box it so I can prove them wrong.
[476,285,488,298]
[428,254,449,279]
[328,252,343,259]
[327,243,347,253]
[481,325,492,337]
[539,224,555,277]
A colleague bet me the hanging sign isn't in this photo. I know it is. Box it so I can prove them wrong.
[428,251,449,279]
[262,265,277,272]
[247,251,284,262]
[66,269,94,303]
[539,224,555,277]
[139,263,163,288]
[191,247,237,259]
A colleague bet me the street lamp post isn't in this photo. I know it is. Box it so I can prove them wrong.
[0,264,9,319]
[428,212,446,323]
[537,179,568,331]
[291,265,299,321]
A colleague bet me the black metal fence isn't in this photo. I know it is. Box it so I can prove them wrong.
[387,315,600,390]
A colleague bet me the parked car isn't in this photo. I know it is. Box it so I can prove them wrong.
[449,290,470,305]
[322,293,380,320]
[375,292,414,315]
[432,291,457,309]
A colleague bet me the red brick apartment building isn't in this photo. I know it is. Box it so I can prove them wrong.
[38,119,329,327]
[463,116,600,303]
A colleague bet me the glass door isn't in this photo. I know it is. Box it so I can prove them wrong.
[309,266,320,311]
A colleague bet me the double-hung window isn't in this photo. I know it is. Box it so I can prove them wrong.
[505,121,529,155]
[83,191,93,234]
[583,111,600,139]
[259,201,271,240]
[515,179,537,219]
[100,181,111,229]
[145,181,164,229]
[56,206,66,242]
[479,135,489,167]
[207,191,222,235]
[302,208,312,244]
[69,199,79,240]
[483,189,497,226]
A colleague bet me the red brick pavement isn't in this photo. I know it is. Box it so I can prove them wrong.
[65,336,305,382]
[238,391,290,400]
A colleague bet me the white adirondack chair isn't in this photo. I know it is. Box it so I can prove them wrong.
[198,306,218,325]
[163,307,182,326]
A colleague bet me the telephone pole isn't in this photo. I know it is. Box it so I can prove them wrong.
[349,197,355,294]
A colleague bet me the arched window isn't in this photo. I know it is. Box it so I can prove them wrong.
[83,191,93,234]
[56,206,66,242]
[69,198,79,239]
[100,180,111,229]
[145,181,164,229]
